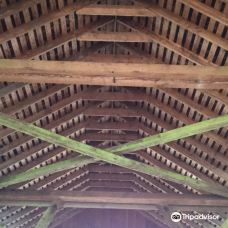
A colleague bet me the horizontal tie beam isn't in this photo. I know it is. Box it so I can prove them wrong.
[0,190,228,208]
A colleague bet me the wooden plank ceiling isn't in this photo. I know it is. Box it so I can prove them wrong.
[0,0,227,227]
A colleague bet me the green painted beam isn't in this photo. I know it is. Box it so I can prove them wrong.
[0,112,228,197]
[220,219,228,228]
[221,218,228,228]
[107,115,228,155]
[35,206,57,228]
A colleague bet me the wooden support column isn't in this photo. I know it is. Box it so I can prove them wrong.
[0,113,228,197]
[35,206,57,228]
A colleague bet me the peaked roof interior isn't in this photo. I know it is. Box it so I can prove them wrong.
[0,0,227,227]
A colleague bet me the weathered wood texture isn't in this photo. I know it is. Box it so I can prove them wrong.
[0,0,227,226]
[0,60,228,88]
[1,112,228,197]
[0,190,228,208]
[35,206,57,228]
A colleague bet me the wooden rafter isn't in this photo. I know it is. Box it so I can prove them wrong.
[0,112,228,197]
[20,17,114,59]
[178,0,228,25]
[134,0,228,50]
[117,18,215,66]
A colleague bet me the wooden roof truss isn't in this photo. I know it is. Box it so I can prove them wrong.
[0,0,228,227]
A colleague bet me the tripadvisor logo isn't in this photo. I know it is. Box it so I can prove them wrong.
[171,212,182,223]
[171,212,219,223]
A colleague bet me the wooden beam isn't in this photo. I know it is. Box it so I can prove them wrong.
[79,132,140,142]
[35,206,57,228]
[0,190,228,208]
[0,110,226,191]
[81,54,159,63]
[77,4,155,17]
[0,60,228,88]
[104,114,228,156]
[78,32,152,42]
[1,113,228,197]
[1,103,226,185]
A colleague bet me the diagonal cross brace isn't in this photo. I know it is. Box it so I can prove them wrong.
[0,112,228,197]
[35,205,57,228]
